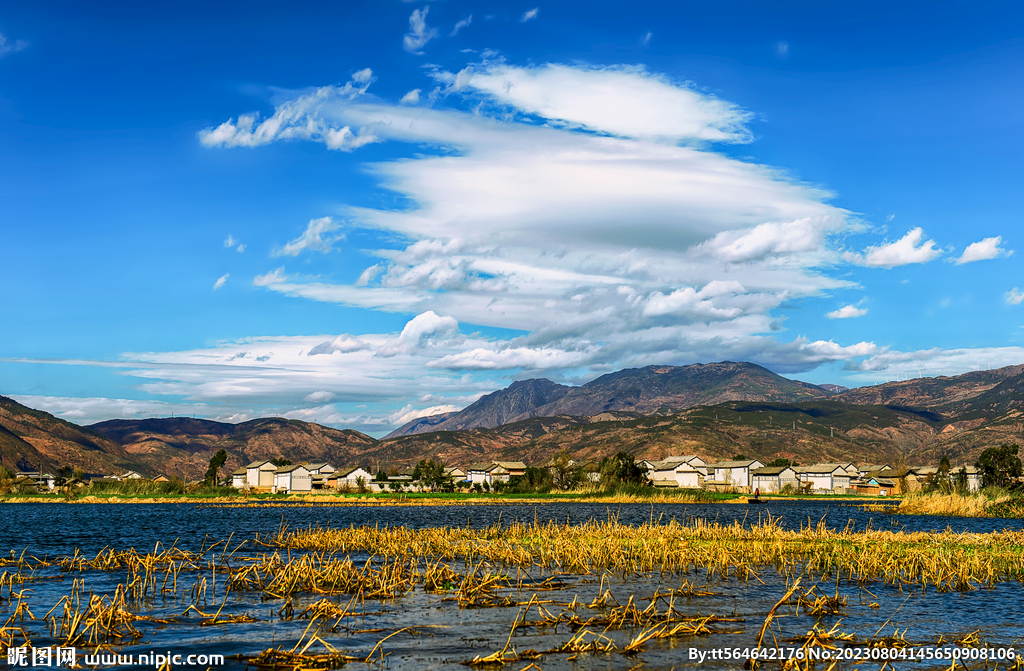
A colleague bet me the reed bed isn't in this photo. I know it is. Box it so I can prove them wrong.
[896,491,1012,517]
[270,517,1024,590]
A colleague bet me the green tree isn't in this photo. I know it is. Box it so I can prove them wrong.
[549,451,583,490]
[975,443,1022,489]
[733,454,749,461]
[270,458,291,467]
[599,452,645,487]
[954,467,969,495]
[412,459,450,491]
[205,449,228,486]
[376,470,389,482]
[767,458,791,468]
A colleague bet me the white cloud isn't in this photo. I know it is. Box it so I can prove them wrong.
[846,228,941,268]
[452,63,753,143]
[376,311,460,358]
[0,31,28,58]
[304,391,336,403]
[642,32,652,45]
[308,335,370,356]
[774,41,789,59]
[213,274,229,290]
[826,305,867,319]
[847,346,1024,377]
[389,403,460,425]
[192,60,895,410]
[198,73,377,150]
[403,7,437,54]
[10,395,204,424]
[694,216,837,263]
[520,8,539,22]
[429,346,594,371]
[1007,288,1024,305]
[253,267,287,286]
[224,235,244,252]
[955,236,1011,264]
[450,15,472,36]
[400,88,421,105]
[273,216,342,256]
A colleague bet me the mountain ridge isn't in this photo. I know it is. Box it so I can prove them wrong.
[5,361,1024,481]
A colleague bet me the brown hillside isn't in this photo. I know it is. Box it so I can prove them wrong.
[0,396,145,475]
[89,417,378,480]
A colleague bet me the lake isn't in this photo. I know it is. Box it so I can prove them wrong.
[2,500,1022,670]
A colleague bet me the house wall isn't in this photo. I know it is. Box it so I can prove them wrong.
[340,468,372,486]
[714,467,750,489]
[752,476,780,493]
[275,469,312,493]
[675,470,702,488]
[801,474,834,491]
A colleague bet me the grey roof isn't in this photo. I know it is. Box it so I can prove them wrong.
[469,462,509,473]
[752,466,795,476]
[274,464,310,474]
[246,460,274,469]
[231,467,247,476]
[494,461,526,471]
[794,464,847,475]
[707,460,762,469]
[329,466,369,478]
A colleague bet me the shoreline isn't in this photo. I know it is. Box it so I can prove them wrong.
[0,493,901,505]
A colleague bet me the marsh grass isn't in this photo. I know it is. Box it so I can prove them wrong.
[271,517,1024,590]
[896,490,1015,517]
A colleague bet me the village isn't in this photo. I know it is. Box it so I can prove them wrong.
[4,454,983,497]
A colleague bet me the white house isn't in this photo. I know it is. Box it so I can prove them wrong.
[795,464,851,493]
[705,460,765,491]
[231,467,247,488]
[445,466,467,482]
[493,461,527,478]
[468,462,510,485]
[750,466,798,493]
[329,466,373,489]
[304,463,336,476]
[246,460,277,489]
[273,464,312,493]
[646,457,707,488]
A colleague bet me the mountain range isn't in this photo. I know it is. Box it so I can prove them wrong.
[3,361,1024,480]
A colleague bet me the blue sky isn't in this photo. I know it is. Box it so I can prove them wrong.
[2,0,1023,435]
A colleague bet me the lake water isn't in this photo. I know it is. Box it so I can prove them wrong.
[3,500,1022,670]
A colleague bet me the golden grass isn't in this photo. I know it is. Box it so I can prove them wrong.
[896,491,1011,517]
[271,517,1024,590]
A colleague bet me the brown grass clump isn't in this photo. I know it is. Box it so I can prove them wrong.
[896,491,1010,517]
